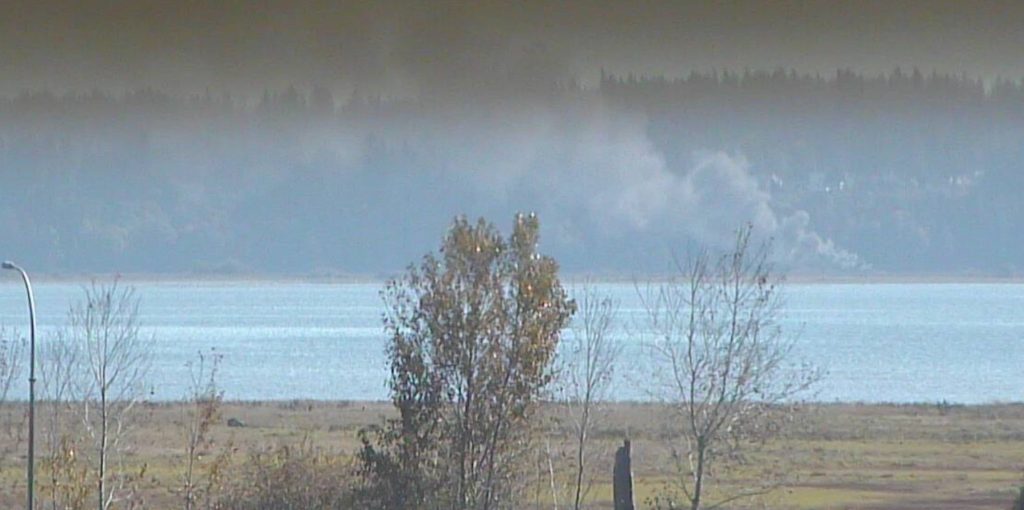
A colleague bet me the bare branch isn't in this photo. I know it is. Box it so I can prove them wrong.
[642,224,819,510]
[69,280,152,510]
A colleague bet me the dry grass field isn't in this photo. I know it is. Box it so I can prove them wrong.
[0,401,1021,509]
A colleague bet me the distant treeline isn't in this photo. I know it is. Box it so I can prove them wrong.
[2,69,1022,275]
[7,67,1024,112]
[602,67,1024,107]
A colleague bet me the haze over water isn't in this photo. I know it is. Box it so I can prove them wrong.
[1,281,1020,404]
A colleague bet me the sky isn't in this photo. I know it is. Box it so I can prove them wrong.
[4,0,1024,97]
[2,1,1023,277]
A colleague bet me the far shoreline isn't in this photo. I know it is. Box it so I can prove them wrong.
[3,398,1024,408]
[3,272,1024,285]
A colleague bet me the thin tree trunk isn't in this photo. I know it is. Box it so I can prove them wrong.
[572,410,588,510]
[99,389,107,510]
[546,438,559,510]
[691,441,705,510]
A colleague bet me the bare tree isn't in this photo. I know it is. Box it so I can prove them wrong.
[70,281,152,510]
[561,286,620,510]
[180,348,224,510]
[39,330,88,510]
[641,225,818,510]
[0,326,25,480]
[0,326,24,406]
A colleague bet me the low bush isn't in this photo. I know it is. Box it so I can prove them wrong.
[214,439,353,509]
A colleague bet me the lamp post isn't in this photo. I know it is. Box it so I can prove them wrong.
[3,261,35,510]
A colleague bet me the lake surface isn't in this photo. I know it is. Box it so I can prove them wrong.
[0,281,1021,403]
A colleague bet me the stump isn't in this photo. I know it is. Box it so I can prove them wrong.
[613,439,635,510]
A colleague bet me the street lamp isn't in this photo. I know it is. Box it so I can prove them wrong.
[3,261,35,510]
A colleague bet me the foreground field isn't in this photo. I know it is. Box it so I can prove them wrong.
[0,401,1021,509]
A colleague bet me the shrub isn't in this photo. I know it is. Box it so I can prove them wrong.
[215,440,353,510]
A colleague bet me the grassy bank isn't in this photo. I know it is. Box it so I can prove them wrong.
[0,401,1021,509]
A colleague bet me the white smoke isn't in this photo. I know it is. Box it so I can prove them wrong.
[582,147,865,270]
[447,102,866,271]
[198,94,867,271]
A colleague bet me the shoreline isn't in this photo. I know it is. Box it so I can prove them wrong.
[3,273,1024,285]
[2,399,1022,408]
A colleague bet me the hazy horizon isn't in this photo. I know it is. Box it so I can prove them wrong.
[3,1,1023,277]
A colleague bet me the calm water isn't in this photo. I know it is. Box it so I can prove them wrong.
[0,281,1021,404]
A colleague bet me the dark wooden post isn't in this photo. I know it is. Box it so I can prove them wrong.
[613,439,635,510]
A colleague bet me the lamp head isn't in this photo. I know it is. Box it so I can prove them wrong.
[1,261,15,270]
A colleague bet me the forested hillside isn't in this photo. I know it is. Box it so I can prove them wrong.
[3,68,1023,275]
